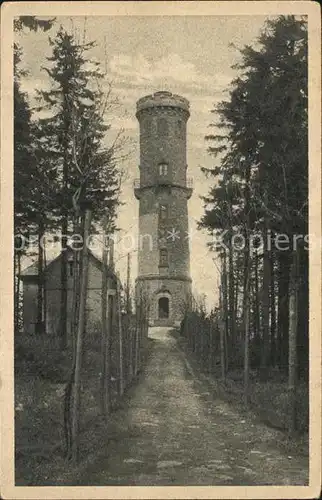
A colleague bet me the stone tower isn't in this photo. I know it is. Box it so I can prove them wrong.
[134,91,193,326]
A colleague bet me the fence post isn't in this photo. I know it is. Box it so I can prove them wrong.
[116,275,124,397]
[71,208,92,463]
[100,223,110,415]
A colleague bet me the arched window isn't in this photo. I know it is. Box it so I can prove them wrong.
[158,297,169,319]
[159,163,168,176]
[159,248,168,267]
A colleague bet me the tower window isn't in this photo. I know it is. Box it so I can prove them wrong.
[177,119,185,138]
[157,118,168,136]
[159,248,168,267]
[68,260,74,277]
[159,163,168,176]
[159,204,168,221]
[158,297,169,319]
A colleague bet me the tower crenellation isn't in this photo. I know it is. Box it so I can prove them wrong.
[136,91,190,115]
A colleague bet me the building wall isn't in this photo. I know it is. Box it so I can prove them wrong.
[22,281,38,334]
[138,187,191,278]
[136,92,192,326]
[138,107,188,187]
[136,277,191,327]
[22,251,117,337]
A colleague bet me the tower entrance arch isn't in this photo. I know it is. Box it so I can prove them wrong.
[158,297,169,319]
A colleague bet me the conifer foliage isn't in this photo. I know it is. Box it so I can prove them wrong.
[35,27,121,228]
[197,16,308,432]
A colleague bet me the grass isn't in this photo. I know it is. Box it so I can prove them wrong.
[14,331,152,485]
[174,331,309,458]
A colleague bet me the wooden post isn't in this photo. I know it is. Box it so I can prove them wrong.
[126,253,133,381]
[71,208,92,463]
[100,217,109,415]
[43,239,47,335]
[126,253,131,314]
[60,215,68,349]
[116,274,124,396]
[36,221,44,334]
[134,295,140,376]
[208,320,213,372]
[109,236,114,270]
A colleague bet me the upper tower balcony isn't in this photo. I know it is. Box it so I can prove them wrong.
[134,176,193,199]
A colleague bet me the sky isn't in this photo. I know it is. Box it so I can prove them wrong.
[16,15,271,309]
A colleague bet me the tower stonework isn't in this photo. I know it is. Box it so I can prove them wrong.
[134,91,192,326]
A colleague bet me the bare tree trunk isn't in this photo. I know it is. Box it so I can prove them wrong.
[270,250,276,367]
[14,251,18,332]
[37,221,44,334]
[126,252,131,314]
[208,320,213,373]
[253,248,261,341]
[64,229,80,460]
[100,218,109,415]
[243,162,251,405]
[60,215,68,349]
[14,250,22,333]
[288,250,299,435]
[116,276,124,397]
[296,244,309,380]
[43,238,47,335]
[70,217,81,353]
[71,208,92,463]
[277,251,291,372]
[228,244,236,349]
[107,294,113,399]
[261,222,270,381]
[134,296,141,376]
[126,252,133,381]
[243,243,251,406]
[222,250,229,371]
[234,257,239,332]
[219,285,226,384]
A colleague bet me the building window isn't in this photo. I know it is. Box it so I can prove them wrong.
[158,297,169,319]
[68,260,74,277]
[159,248,168,267]
[159,204,168,221]
[157,117,168,136]
[159,163,168,176]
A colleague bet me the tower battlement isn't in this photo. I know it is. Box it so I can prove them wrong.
[136,91,190,116]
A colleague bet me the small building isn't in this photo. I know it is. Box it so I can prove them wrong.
[19,247,118,336]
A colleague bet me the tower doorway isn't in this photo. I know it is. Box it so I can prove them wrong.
[158,297,169,319]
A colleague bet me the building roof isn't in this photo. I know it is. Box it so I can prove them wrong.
[19,246,117,282]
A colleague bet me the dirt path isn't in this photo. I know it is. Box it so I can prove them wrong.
[71,327,308,486]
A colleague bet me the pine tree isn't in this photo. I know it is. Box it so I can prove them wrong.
[35,27,122,346]
[14,17,56,332]
[200,16,308,386]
